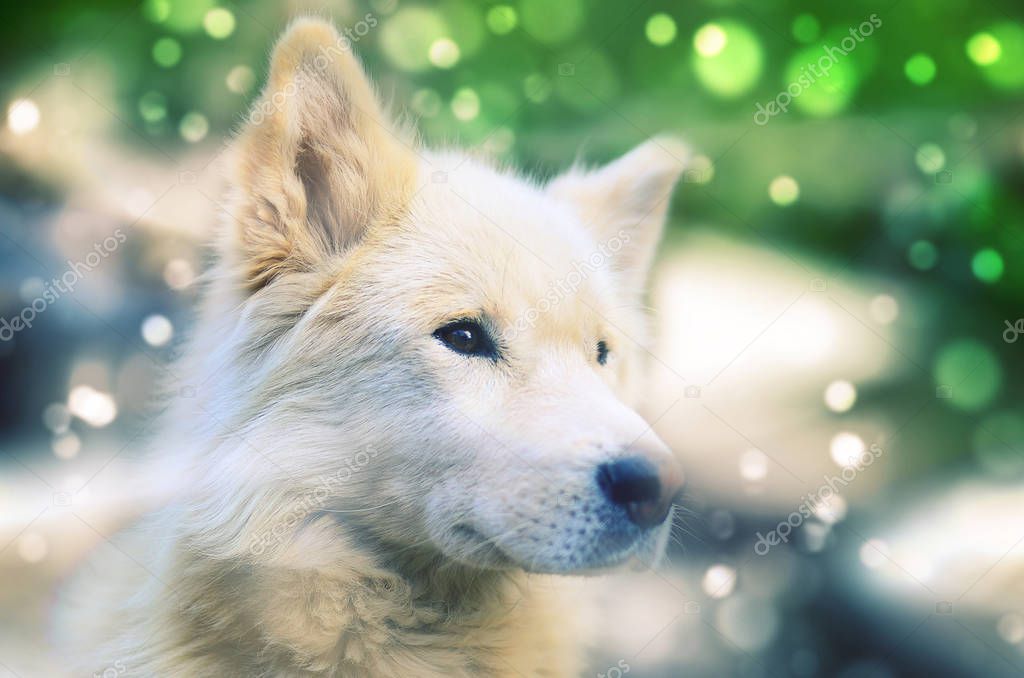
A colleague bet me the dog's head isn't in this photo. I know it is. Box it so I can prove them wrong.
[195,19,687,575]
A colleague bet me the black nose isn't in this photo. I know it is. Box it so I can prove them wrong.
[597,456,681,528]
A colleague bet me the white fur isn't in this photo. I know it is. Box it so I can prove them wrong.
[56,18,688,677]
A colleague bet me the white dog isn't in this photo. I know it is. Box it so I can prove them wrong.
[59,17,687,677]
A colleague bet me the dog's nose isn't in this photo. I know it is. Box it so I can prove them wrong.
[596,454,683,528]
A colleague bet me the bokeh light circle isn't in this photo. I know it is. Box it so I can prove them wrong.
[379,8,447,72]
[908,240,939,270]
[411,89,442,117]
[869,294,899,325]
[153,37,182,68]
[967,32,1002,65]
[226,66,255,94]
[915,143,946,174]
[972,248,1004,283]
[783,45,859,117]
[859,539,889,569]
[694,23,727,57]
[451,88,480,121]
[203,8,235,39]
[791,14,820,44]
[703,564,737,598]
[520,0,582,45]
[998,613,1024,645]
[486,5,517,35]
[933,339,1002,411]
[769,175,799,206]
[159,0,216,33]
[739,448,768,481]
[138,91,167,122]
[42,403,71,434]
[824,380,857,413]
[164,259,195,290]
[52,431,81,460]
[17,533,48,563]
[524,73,552,103]
[141,314,174,347]
[179,112,209,142]
[143,0,171,23]
[972,23,1024,90]
[7,98,40,135]
[428,38,460,69]
[830,432,866,468]
[905,53,936,85]
[693,21,763,98]
[645,13,677,47]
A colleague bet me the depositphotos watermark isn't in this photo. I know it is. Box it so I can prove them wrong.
[753,442,883,555]
[596,660,630,678]
[0,229,127,342]
[249,444,380,555]
[203,12,380,164]
[248,13,378,127]
[504,228,631,342]
[93,660,126,678]
[1003,319,1023,343]
[754,13,882,126]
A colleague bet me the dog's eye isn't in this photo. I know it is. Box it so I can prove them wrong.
[434,320,497,359]
[596,340,609,365]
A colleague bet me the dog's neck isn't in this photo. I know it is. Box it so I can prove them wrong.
[165,512,580,677]
[348,517,516,595]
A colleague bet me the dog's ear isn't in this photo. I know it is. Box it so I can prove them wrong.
[548,137,688,292]
[226,17,417,291]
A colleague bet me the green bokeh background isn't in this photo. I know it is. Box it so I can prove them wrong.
[2,0,1024,477]
[3,0,1021,288]
[2,2,1024,674]
[2,0,1023,480]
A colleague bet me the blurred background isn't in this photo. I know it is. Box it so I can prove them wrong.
[1,0,1023,676]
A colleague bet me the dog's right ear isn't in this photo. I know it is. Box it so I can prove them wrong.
[547,137,688,296]
[225,17,417,291]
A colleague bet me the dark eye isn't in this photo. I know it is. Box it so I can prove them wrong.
[434,320,497,359]
[596,340,609,365]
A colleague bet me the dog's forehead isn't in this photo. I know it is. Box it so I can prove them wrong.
[375,157,616,326]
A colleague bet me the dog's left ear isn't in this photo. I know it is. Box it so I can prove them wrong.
[226,18,417,291]
[548,137,688,291]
